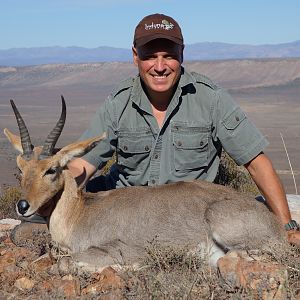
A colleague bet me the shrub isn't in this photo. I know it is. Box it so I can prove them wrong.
[123,240,244,299]
[0,185,20,219]
[215,151,259,195]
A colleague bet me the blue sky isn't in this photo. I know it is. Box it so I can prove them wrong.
[1,0,299,49]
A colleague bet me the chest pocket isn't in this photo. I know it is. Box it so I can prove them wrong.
[172,122,210,171]
[117,129,152,172]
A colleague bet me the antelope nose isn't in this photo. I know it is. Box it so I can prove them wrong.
[17,200,30,215]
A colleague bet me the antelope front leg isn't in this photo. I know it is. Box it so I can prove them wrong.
[61,239,142,273]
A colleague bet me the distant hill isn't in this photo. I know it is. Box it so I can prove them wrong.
[1,40,300,66]
[1,58,300,92]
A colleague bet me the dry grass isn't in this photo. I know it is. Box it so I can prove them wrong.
[121,240,300,299]
[262,243,300,298]
[215,151,260,195]
[122,240,224,299]
[0,185,20,219]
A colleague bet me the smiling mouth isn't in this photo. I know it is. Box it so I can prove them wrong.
[151,74,170,81]
[153,75,167,78]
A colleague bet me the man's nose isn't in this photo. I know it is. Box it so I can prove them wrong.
[154,57,166,72]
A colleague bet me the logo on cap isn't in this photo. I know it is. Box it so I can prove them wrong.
[145,19,175,31]
[133,13,183,47]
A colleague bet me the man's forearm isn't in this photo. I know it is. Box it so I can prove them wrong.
[245,153,292,225]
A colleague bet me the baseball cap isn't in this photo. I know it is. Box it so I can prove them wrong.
[133,13,184,47]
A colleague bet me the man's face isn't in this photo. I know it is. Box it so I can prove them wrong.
[133,39,183,98]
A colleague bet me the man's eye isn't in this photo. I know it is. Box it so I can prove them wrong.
[165,55,177,59]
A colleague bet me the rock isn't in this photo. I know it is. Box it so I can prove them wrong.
[82,267,125,296]
[47,263,60,276]
[14,276,35,291]
[57,256,78,276]
[0,219,21,239]
[40,277,80,298]
[218,250,288,300]
[0,218,21,226]
[10,221,49,247]
[0,248,16,273]
[30,253,54,273]
[60,275,81,298]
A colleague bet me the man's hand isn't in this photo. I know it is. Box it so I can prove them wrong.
[67,157,96,188]
[287,230,300,247]
[244,153,300,246]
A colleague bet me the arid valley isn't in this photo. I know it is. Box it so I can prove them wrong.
[1,58,300,194]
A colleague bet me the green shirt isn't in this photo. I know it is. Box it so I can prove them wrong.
[80,68,268,187]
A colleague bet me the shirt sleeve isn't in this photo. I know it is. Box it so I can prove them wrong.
[79,96,116,169]
[215,88,269,166]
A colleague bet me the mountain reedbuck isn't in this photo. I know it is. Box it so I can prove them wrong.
[5,96,286,270]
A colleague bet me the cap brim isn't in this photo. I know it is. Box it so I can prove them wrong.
[134,34,183,47]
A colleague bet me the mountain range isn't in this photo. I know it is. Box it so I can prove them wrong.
[1,40,300,66]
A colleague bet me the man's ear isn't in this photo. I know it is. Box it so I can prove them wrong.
[132,46,138,66]
[180,45,185,63]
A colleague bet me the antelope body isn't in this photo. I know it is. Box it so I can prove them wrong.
[5,97,286,270]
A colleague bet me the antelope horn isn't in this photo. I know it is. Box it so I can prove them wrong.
[10,99,33,160]
[40,95,66,158]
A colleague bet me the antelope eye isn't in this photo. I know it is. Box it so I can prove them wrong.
[44,167,57,176]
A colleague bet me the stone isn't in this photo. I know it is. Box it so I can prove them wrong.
[30,253,54,273]
[0,219,21,239]
[43,277,80,298]
[14,276,35,291]
[0,218,21,226]
[82,267,125,296]
[57,256,78,276]
[218,250,288,300]
[0,249,16,273]
[60,277,81,298]
[10,222,48,247]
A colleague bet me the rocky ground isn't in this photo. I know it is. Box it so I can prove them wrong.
[0,220,125,299]
[1,218,300,299]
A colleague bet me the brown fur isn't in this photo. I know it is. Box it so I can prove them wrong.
[4,128,287,270]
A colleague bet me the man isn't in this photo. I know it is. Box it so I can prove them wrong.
[16,14,300,245]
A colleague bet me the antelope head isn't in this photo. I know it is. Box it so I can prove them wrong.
[4,96,105,219]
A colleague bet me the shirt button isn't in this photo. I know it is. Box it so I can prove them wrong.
[151,179,156,184]
[145,145,150,151]
[200,141,204,146]
[235,116,240,121]
[154,154,159,159]
[123,145,128,151]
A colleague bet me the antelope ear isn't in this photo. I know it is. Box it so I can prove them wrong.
[55,133,106,167]
[4,128,23,154]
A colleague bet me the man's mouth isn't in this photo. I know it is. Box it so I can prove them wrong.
[153,75,167,78]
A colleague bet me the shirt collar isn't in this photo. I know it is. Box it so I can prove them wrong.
[177,67,196,88]
[130,67,195,112]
